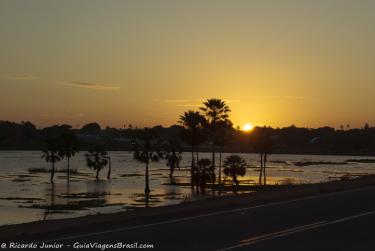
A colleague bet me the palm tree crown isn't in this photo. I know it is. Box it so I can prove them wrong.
[41,138,62,184]
[85,149,108,181]
[42,148,61,164]
[133,128,163,163]
[179,111,207,145]
[59,131,79,182]
[200,98,231,126]
[179,110,207,186]
[199,98,231,185]
[223,155,247,186]
[179,111,206,131]
[59,132,78,158]
[197,158,212,189]
[133,128,163,193]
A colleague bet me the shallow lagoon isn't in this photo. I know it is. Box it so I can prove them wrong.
[0,151,374,226]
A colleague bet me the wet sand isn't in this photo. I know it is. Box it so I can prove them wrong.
[2,175,375,241]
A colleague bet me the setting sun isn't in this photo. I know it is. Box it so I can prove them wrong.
[243,123,254,132]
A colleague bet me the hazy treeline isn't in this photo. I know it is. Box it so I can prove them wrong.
[0,120,374,155]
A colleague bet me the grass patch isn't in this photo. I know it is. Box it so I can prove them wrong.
[14,174,40,178]
[347,159,375,163]
[269,160,292,165]
[133,197,162,203]
[119,173,143,177]
[209,184,258,192]
[20,199,124,211]
[294,161,348,167]
[28,168,80,174]
[278,168,304,173]
[164,196,182,200]
[0,197,43,201]
[162,182,191,186]
[58,192,120,199]
[12,178,31,182]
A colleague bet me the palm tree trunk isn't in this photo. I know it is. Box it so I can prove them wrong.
[233,172,238,187]
[66,180,70,195]
[145,192,150,208]
[263,154,267,185]
[50,162,55,184]
[107,157,112,180]
[191,145,195,186]
[218,148,222,185]
[67,157,70,183]
[96,169,99,181]
[145,161,150,193]
[259,153,263,186]
[195,149,200,191]
[212,145,216,184]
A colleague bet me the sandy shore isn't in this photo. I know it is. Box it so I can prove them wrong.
[2,175,375,241]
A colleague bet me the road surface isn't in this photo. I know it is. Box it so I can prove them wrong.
[21,186,375,250]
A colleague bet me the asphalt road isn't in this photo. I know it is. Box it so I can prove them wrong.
[37,186,375,251]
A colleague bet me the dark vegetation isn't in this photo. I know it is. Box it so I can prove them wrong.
[1,120,374,156]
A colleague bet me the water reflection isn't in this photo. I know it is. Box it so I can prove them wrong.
[165,178,181,193]
[42,183,55,221]
[2,151,375,226]
[86,180,111,197]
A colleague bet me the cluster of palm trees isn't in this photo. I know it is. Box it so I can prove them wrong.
[42,132,79,183]
[132,128,186,193]
[129,98,250,194]
[41,132,111,183]
[41,97,271,194]
[179,98,240,189]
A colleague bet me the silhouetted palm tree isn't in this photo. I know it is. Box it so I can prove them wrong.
[41,138,62,184]
[260,145,272,186]
[253,129,272,186]
[106,156,112,179]
[85,149,109,181]
[163,140,182,178]
[133,128,163,193]
[200,98,231,184]
[215,120,234,185]
[179,110,207,185]
[59,131,79,183]
[223,155,247,187]
[197,158,212,191]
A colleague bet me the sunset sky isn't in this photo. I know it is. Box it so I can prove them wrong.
[1,0,375,129]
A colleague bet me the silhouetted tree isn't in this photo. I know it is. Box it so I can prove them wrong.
[106,156,112,179]
[200,98,231,184]
[163,140,182,178]
[197,158,212,191]
[215,120,234,185]
[85,149,109,181]
[59,131,79,183]
[252,128,273,186]
[81,122,101,132]
[179,111,207,185]
[133,128,163,193]
[223,155,247,187]
[41,138,62,184]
